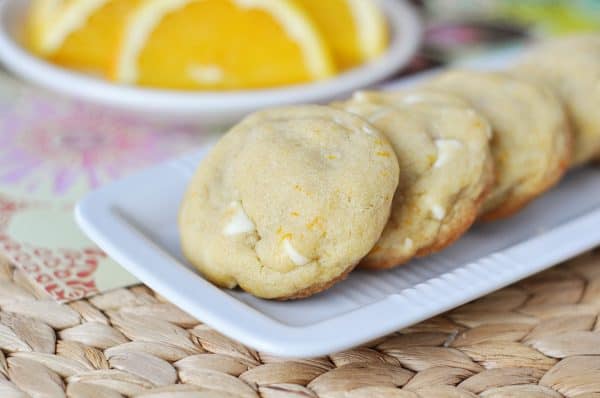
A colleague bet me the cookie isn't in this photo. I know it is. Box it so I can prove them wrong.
[427,70,572,221]
[179,105,399,299]
[337,90,494,269]
[515,35,600,166]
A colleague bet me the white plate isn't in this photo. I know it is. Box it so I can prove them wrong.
[76,50,600,358]
[0,0,421,126]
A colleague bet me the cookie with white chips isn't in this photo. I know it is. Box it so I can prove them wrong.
[516,35,600,166]
[427,70,572,220]
[179,105,399,299]
[337,90,495,269]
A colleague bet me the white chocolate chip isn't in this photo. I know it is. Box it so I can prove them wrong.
[333,117,345,126]
[283,238,310,266]
[223,201,255,236]
[353,91,370,102]
[400,93,427,104]
[402,238,414,251]
[431,203,446,221]
[361,125,378,136]
[424,196,446,221]
[433,139,463,168]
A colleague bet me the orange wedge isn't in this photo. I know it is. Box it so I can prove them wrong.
[296,0,389,69]
[27,0,141,74]
[112,0,336,90]
[27,0,60,52]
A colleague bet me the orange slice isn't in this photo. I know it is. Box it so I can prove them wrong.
[296,0,389,69]
[27,0,141,74]
[112,0,336,90]
[27,0,61,52]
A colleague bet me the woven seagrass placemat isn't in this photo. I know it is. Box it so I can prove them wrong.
[0,249,599,398]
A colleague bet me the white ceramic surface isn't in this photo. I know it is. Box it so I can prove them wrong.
[0,0,421,126]
[75,49,600,358]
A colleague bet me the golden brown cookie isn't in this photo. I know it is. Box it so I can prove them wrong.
[427,70,572,221]
[337,89,495,269]
[179,105,399,299]
[515,35,600,166]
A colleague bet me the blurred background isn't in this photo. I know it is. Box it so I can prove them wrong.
[402,0,600,75]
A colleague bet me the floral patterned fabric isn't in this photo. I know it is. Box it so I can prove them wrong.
[0,72,206,301]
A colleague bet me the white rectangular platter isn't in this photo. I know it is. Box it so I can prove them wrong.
[76,49,600,358]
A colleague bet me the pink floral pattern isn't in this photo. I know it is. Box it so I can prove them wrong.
[1,92,200,200]
[0,74,207,301]
[0,233,104,300]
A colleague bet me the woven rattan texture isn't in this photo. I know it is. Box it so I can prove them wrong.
[0,250,599,398]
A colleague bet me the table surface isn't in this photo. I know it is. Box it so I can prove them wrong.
[0,249,598,397]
